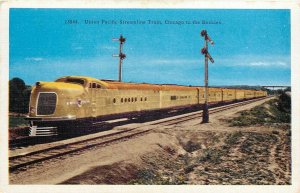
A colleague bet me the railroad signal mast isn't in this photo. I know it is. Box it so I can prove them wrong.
[113,35,126,82]
[200,30,214,123]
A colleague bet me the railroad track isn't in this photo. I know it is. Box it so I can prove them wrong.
[9,97,270,172]
[9,128,150,172]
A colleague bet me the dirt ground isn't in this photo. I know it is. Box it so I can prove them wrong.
[9,98,291,185]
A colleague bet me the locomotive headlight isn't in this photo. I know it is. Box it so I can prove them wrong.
[67,115,75,119]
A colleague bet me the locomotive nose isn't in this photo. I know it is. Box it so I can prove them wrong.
[29,82,85,117]
[27,80,87,137]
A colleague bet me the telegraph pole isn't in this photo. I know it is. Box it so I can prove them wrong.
[200,30,214,123]
[113,35,126,82]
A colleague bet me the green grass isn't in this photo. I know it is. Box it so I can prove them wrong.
[225,131,243,145]
[198,148,226,164]
[229,106,271,126]
[9,115,28,128]
[228,95,291,127]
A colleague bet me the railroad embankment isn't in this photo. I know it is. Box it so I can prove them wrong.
[59,95,290,185]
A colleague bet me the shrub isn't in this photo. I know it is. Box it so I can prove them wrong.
[183,141,201,152]
[225,131,243,145]
[228,93,291,127]
[198,148,225,163]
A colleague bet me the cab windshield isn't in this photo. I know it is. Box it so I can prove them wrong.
[65,78,85,85]
[56,78,85,86]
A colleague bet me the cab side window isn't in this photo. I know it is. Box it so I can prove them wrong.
[89,82,101,89]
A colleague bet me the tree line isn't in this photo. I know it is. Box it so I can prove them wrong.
[9,77,31,114]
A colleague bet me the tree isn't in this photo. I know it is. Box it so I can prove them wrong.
[277,91,291,114]
[284,87,291,92]
[9,77,31,113]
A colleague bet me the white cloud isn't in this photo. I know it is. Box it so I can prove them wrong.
[134,54,290,69]
[249,61,288,67]
[25,57,44,61]
[98,45,117,50]
[219,55,290,68]
[74,46,83,50]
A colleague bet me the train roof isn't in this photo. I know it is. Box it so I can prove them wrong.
[56,76,265,92]
[102,80,198,91]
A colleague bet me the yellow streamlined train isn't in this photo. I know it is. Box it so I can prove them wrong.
[26,76,267,136]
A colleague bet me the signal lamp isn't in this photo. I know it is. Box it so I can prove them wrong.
[201,47,208,55]
[119,35,126,43]
[119,53,126,60]
[200,30,214,45]
[201,47,214,63]
[200,30,207,37]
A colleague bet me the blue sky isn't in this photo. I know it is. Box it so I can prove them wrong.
[9,9,290,86]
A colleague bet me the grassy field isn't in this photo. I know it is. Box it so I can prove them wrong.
[228,94,291,127]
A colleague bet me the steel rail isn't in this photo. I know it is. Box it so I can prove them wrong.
[9,129,150,172]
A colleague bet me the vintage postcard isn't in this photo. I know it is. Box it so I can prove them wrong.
[0,0,299,193]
